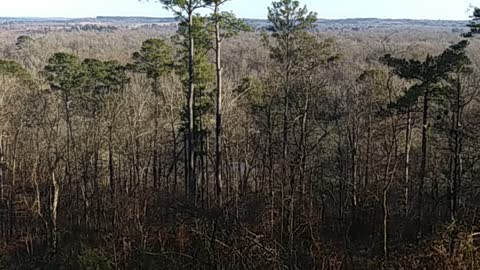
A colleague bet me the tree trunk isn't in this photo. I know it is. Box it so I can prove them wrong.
[451,78,463,220]
[108,126,116,229]
[187,5,196,203]
[419,89,429,226]
[404,107,412,216]
[50,172,60,254]
[172,122,178,194]
[214,3,224,207]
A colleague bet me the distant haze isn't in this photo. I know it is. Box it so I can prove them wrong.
[0,0,475,20]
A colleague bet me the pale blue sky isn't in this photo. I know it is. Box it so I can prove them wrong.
[0,0,475,20]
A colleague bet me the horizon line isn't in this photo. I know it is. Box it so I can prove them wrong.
[0,16,470,22]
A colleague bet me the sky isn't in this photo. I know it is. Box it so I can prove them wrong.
[0,0,475,20]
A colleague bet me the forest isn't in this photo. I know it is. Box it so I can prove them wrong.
[0,0,480,269]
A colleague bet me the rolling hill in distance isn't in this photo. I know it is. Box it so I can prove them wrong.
[0,16,469,33]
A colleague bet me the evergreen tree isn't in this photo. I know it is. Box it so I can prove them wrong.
[382,40,470,228]
[175,14,215,203]
[464,7,480,37]
[265,0,338,257]
[130,38,174,92]
[204,0,252,207]
[158,0,208,202]
[130,38,174,188]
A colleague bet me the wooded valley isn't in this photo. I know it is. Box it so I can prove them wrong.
[0,0,480,269]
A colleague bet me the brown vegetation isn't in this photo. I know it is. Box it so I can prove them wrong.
[0,2,478,269]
